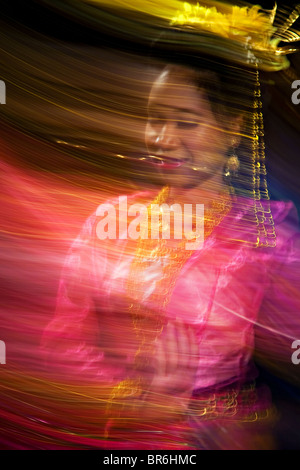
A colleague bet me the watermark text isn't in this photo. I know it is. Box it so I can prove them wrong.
[96,197,204,250]
[291,80,300,105]
[0,80,6,104]
[291,339,300,365]
[0,340,6,364]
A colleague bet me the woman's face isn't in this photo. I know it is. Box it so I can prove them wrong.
[145,65,234,190]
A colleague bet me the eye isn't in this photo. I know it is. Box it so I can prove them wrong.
[147,111,163,125]
[148,117,162,126]
[177,120,199,129]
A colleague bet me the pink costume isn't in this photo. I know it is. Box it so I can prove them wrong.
[41,191,300,448]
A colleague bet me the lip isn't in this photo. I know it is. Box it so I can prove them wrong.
[146,155,188,169]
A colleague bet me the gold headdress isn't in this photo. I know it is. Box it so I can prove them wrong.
[86,1,299,71]
[170,2,300,71]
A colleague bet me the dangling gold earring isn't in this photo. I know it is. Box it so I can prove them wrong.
[223,138,240,190]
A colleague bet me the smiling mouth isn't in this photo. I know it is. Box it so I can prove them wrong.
[146,155,187,169]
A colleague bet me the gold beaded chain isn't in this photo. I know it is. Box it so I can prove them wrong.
[252,67,276,248]
[106,185,232,412]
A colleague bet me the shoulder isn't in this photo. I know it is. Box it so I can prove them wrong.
[94,189,155,213]
[91,189,157,241]
[78,190,154,229]
[269,199,298,226]
[269,199,299,249]
[259,199,300,268]
[216,196,299,254]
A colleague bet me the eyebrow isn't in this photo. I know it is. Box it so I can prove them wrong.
[148,104,203,116]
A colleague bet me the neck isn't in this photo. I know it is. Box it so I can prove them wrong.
[166,180,231,206]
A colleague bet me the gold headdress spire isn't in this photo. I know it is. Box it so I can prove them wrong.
[170,2,300,70]
[171,3,276,41]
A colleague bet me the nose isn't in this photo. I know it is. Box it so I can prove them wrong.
[151,122,179,150]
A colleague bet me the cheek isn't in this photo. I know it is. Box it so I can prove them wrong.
[196,127,228,152]
[184,129,206,153]
[187,130,228,163]
[145,123,155,146]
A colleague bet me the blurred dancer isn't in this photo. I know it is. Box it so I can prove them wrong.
[42,2,300,449]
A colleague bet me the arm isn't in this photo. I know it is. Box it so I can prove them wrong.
[106,320,199,423]
[40,213,121,384]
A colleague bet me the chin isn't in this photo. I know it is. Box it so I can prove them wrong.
[158,171,209,190]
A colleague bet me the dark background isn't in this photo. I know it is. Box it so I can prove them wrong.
[0,0,300,449]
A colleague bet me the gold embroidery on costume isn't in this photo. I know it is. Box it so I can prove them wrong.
[106,186,232,412]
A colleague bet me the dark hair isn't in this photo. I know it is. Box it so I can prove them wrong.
[149,29,255,113]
